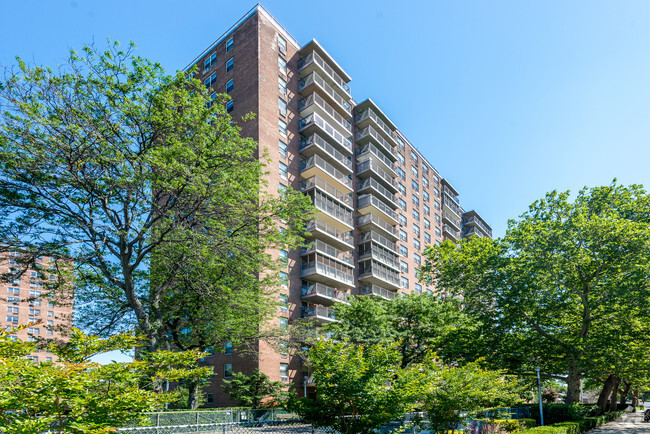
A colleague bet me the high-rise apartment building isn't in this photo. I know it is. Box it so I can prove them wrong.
[2,251,73,362]
[184,4,492,407]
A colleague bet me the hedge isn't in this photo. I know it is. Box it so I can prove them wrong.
[473,418,536,432]
[518,411,623,434]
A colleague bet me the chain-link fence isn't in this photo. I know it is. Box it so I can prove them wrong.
[117,419,337,434]
[125,410,298,428]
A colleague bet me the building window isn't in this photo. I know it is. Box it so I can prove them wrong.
[397,153,405,165]
[424,232,431,243]
[226,78,234,93]
[423,191,430,202]
[423,177,429,188]
[412,194,419,207]
[8,287,20,295]
[278,76,287,95]
[433,174,440,183]
[278,55,287,75]
[411,165,418,177]
[29,309,41,317]
[279,119,287,137]
[28,327,40,335]
[279,140,288,159]
[412,180,419,192]
[6,306,18,314]
[204,72,216,88]
[399,245,408,257]
[29,300,41,307]
[45,356,53,362]
[414,239,421,250]
[399,229,407,242]
[398,214,407,226]
[397,168,406,180]
[279,294,289,312]
[435,213,441,224]
[279,249,288,266]
[397,136,405,150]
[6,316,18,323]
[279,162,288,181]
[203,53,216,73]
[226,37,234,52]
[414,253,421,265]
[434,187,440,197]
[224,341,233,355]
[47,320,53,326]
[398,183,406,196]
[424,204,430,216]
[224,363,233,378]
[279,97,287,117]
[422,164,429,174]
[226,57,234,72]
[279,271,289,288]
[280,363,289,382]
[280,317,288,332]
[414,283,422,294]
[411,151,418,162]
[226,100,234,113]
[47,311,54,318]
[7,297,19,304]
[279,340,288,359]
[434,201,440,211]
[278,35,287,54]
[400,261,408,273]
[413,209,420,220]
[424,218,431,229]
[401,276,409,289]
[46,329,54,336]
[435,227,442,237]
[413,224,420,237]
[398,198,406,211]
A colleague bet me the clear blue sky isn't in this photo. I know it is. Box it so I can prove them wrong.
[2,0,650,240]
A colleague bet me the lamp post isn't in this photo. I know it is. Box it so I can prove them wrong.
[536,366,544,426]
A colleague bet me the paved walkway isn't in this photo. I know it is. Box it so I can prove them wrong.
[588,411,650,434]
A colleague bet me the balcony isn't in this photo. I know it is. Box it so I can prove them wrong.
[298,50,351,98]
[442,210,461,232]
[357,213,399,241]
[357,177,396,207]
[442,224,460,241]
[301,304,338,324]
[462,215,493,238]
[302,239,354,266]
[463,226,488,239]
[442,196,463,218]
[355,125,397,161]
[301,254,354,288]
[312,190,354,231]
[300,133,352,174]
[299,92,352,136]
[359,284,397,301]
[355,107,398,147]
[358,230,398,253]
[305,219,353,251]
[358,259,401,290]
[358,194,399,225]
[358,243,400,271]
[299,71,351,115]
[356,143,397,176]
[301,176,352,209]
[302,282,349,305]
[356,159,398,193]
[300,112,352,155]
[300,154,352,192]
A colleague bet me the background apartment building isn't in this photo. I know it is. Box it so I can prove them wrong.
[184,4,492,406]
[2,251,73,362]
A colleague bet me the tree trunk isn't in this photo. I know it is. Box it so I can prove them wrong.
[633,389,639,407]
[597,374,616,414]
[565,361,582,404]
[188,382,201,410]
[620,382,631,406]
[609,377,621,413]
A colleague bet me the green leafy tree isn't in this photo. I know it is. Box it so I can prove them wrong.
[326,294,477,368]
[0,327,211,433]
[404,354,523,433]
[0,42,312,359]
[222,368,287,408]
[421,182,650,404]
[288,339,413,434]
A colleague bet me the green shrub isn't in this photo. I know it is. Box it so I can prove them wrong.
[553,422,581,434]
[474,419,520,432]
[519,418,538,429]
[518,426,571,434]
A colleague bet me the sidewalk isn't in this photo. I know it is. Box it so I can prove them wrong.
[588,411,650,434]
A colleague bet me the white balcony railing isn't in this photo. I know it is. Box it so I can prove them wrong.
[300,133,352,172]
[300,112,352,154]
[299,71,351,113]
[299,51,351,95]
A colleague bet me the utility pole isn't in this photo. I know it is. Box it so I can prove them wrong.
[536,366,544,426]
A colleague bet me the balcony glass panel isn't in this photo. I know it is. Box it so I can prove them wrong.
[300,112,352,154]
